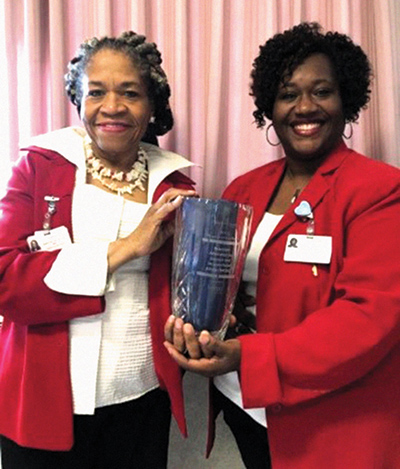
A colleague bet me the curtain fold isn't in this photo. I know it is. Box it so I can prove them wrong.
[1,0,399,197]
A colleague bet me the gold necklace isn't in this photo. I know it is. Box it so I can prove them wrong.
[286,168,308,203]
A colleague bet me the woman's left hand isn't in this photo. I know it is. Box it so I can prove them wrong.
[164,316,241,377]
[107,188,197,273]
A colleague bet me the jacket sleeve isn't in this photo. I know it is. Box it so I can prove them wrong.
[237,176,400,408]
[0,152,105,326]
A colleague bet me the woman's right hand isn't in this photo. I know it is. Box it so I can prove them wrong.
[107,188,197,273]
[164,316,242,378]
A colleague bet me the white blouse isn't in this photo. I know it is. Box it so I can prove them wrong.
[39,129,194,415]
[214,212,282,427]
[74,185,158,409]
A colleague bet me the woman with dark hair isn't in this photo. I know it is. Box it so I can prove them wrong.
[165,23,400,468]
[0,31,196,468]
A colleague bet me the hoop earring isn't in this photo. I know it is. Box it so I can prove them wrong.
[266,124,281,147]
[343,122,353,140]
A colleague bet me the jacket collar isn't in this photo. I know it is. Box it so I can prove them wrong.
[270,140,351,242]
[23,127,195,202]
[246,140,351,242]
[142,142,194,200]
[22,127,87,170]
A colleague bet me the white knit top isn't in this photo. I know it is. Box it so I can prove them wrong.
[72,185,158,408]
[214,212,282,427]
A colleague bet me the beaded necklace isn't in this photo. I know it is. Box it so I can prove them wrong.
[84,136,148,196]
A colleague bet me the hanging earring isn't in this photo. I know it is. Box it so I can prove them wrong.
[149,115,156,124]
[342,122,353,140]
[266,123,281,147]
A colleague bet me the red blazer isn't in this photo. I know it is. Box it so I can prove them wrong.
[0,146,193,450]
[220,142,400,468]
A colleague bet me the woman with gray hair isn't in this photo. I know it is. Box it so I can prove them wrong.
[0,31,196,468]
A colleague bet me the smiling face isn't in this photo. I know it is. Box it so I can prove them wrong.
[272,53,345,166]
[80,49,152,168]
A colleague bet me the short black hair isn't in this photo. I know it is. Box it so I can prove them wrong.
[65,31,173,135]
[251,22,372,126]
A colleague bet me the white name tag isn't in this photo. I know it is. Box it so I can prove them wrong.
[284,234,332,264]
[27,226,72,252]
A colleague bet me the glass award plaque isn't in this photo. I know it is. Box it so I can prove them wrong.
[172,197,253,338]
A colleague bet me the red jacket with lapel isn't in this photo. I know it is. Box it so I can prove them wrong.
[0,146,193,450]
[217,142,400,468]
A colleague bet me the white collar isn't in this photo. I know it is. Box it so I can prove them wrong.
[142,142,194,199]
[22,126,87,169]
[24,127,195,200]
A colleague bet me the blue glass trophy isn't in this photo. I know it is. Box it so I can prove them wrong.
[172,197,253,338]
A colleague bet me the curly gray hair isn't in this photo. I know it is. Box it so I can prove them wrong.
[65,31,173,135]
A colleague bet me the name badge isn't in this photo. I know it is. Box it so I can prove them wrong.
[284,234,332,264]
[27,226,72,252]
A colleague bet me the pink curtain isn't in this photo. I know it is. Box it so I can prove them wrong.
[1,0,399,197]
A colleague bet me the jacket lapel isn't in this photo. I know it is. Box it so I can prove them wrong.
[245,161,286,240]
[261,141,351,245]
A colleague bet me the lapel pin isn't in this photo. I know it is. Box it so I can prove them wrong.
[294,200,312,218]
